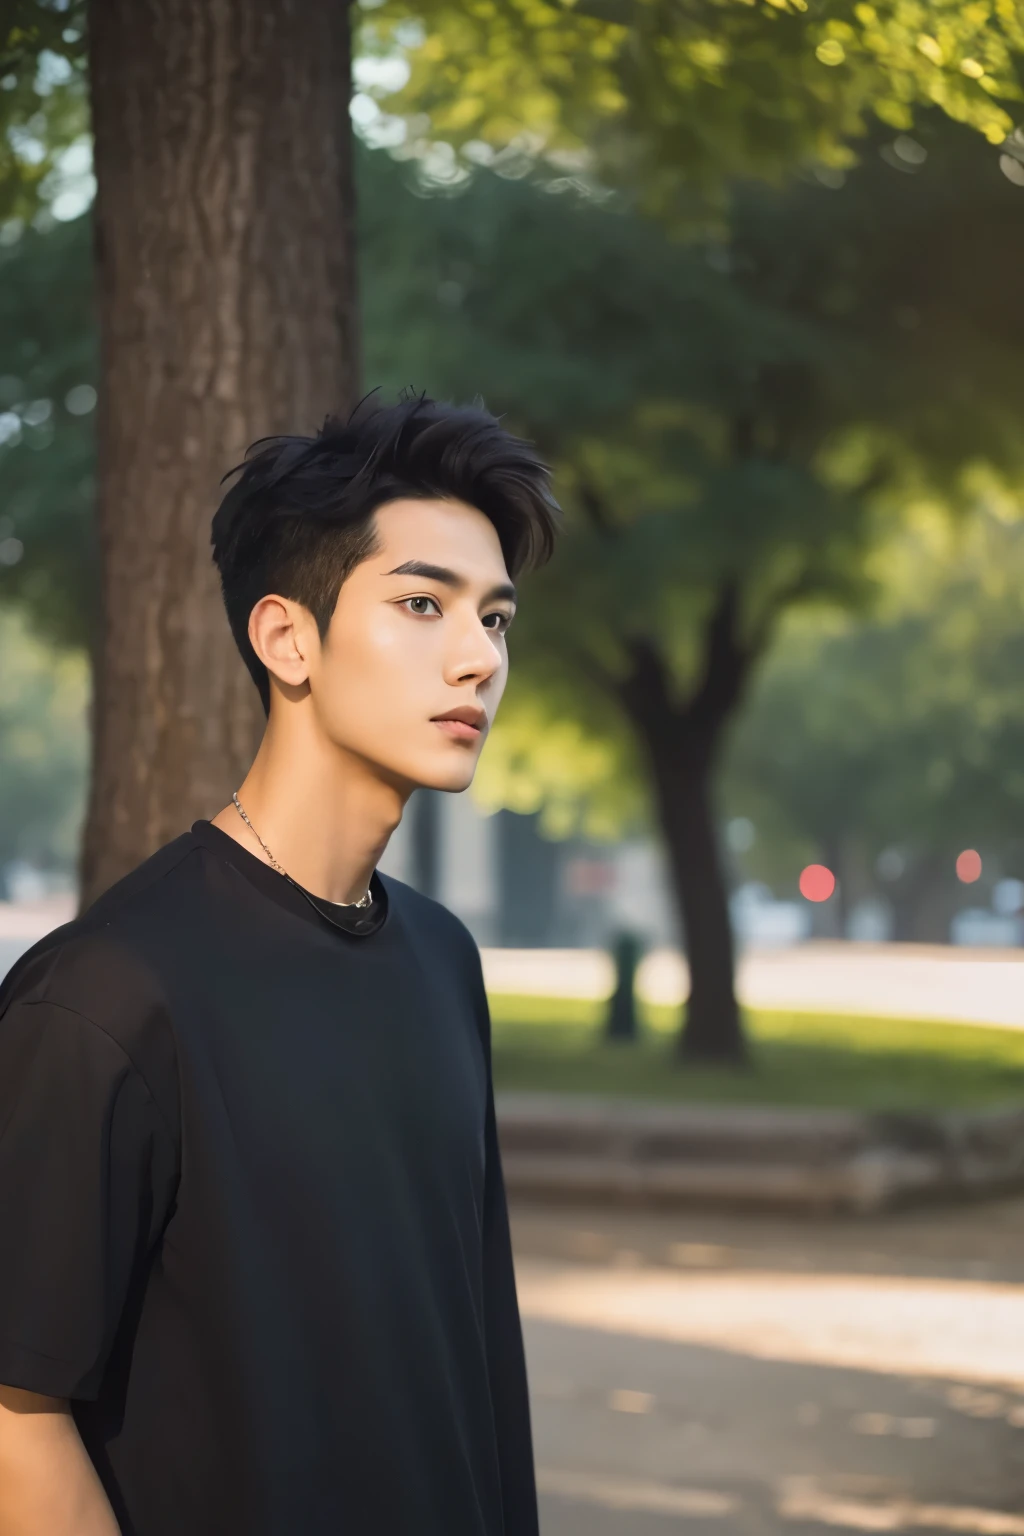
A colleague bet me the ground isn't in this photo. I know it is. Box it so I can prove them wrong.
[511,1196,1024,1535]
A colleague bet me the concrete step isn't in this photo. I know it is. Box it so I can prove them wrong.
[496,1093,1024,1213]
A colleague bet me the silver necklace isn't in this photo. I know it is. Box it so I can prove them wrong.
[231,792,373,909]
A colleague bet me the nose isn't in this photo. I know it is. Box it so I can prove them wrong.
[444,612,504,688]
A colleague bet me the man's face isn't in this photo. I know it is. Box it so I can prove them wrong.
[304,497,516,793]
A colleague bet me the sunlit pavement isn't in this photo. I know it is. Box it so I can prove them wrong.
[483,945,1024,1029]
[511,1199,1024,1534]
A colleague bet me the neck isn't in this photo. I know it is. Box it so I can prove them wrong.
[211,708,407,904]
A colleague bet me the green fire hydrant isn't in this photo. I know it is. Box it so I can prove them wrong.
[606,929,642,1041]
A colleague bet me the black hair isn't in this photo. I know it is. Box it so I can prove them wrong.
[211,391,560,714]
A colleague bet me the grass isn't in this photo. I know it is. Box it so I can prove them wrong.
[488,993,1024,1112]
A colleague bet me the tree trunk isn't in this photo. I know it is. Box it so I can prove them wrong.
[81,0,358,906]
[889,850,946,943]
[890,850,955,944]
[649,738,745,1061]
[616,586,756,1063]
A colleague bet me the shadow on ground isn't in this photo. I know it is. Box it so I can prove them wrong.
[512,1199,1024,1534]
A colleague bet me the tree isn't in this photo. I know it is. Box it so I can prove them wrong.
[360,113,1024,1059]
[358,0,1024,1056]
[725,503,1024,940]
[74,0,360,904]
[368,0,1024,213]
[1,2,362,901]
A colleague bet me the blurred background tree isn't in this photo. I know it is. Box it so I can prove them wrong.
[726,501,1024,941]
[361,111,1024,1059]
[368,0,1023,208]
[0,0,88,225]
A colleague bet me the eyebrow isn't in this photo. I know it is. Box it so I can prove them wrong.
[383,559,517,605]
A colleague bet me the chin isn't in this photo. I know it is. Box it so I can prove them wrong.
[411,752,480,794]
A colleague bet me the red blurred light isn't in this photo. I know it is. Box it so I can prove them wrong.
[956,849,982,884]
[799,864,836,902]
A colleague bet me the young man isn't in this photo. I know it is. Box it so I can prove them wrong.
[0,395,559,1536]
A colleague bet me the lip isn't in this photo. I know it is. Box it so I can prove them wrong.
[433,719,482,741]
[431,706,487,742]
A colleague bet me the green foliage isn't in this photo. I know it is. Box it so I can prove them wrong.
[362,116,1024,833]
[364,0,1024,215]
[0,603,88,872]
[0,0,89,226]
[726,502,1024,890]
[489,993,1024,1109]
[0,210,97,648]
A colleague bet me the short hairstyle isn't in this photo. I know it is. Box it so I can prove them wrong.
[211,392,560,714]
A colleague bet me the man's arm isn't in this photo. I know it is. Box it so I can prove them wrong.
[481,1080,541,1536]
[0,1385,119,1535]
[0,982,178,1536]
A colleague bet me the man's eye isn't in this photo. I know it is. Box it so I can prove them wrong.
[404,596,441,617]
[483,611,513,633]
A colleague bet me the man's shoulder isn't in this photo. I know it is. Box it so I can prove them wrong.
[0,841,193,1138]
[84,829,205,927]
[379,878,488,983]
[0,831,204,1027]
[379,872,477,946]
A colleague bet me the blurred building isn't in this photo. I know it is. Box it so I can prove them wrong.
[4,791,1022,958]
[379,790,677,950]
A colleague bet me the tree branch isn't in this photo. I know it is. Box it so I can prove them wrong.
[614,578,761,763]
[614,635,675,735]
[687,578,754,733]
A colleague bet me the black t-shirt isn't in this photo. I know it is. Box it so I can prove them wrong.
[0,821,537,1536]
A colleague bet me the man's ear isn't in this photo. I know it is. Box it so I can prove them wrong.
[248,594,316,692]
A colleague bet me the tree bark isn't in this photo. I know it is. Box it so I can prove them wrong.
[651,738,745,1060]
[617,585,755,1063]
[81,0,358,905]
[890,850,953,943]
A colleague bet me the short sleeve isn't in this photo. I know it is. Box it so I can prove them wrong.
[0,997,178,1400]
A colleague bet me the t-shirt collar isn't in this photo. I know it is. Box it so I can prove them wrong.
[190,820,388,938]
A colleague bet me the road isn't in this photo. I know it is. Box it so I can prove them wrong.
[482,945,1024,1029]
[480,944,1024,1029]
[512,1198,1024,1535]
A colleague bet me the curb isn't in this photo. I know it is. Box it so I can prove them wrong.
[495,1093,1024,1214]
